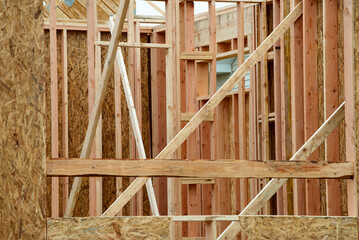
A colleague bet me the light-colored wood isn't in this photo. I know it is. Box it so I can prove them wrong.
[303,0,320,216]
[47,216,358,239]
[323,0,341,216]
[50,0,59,218]
[345,0,358,217]
[98,0,303,222]
[290,0,305,216]
[0,1,46,236]
[47,217,171,239]
[47,158,353,179]
[95,41,171,48]
[87,0,98,217]
[180,51,213,60]
[217,102,345,239]
[114,60,123,214]
[205,221,217,240]
[181,113,214,122]
[61,29,69,216]
[145,0,165,15]
[65,0,130,217]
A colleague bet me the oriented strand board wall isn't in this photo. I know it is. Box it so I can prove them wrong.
[44,30,151,216]
[47,217,171,239]
[240,216,357,239]
[0,0,46,239]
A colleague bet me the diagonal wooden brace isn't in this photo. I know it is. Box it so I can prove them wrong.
[102,1,304,217]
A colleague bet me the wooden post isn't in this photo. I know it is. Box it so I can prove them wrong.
[290,0,305,216]
[0,0,46,237]
[303,0,320,215]
[344,0,358,217]
[208,0,218,235]
[280,0,293,216]
[324,0,341,216]
[88,0,99,217]
[237,4,248,228]
[151,32,167,215]
[50,0,59,218]
[166,0,182,238]
[114,59,123,215]
[273,0,283,215]
[61,29,69,215]
[185,1,201,236]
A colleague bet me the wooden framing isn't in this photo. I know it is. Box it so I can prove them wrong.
[65,0,130,217]
[50,0,59,218]
[47,159,353,179]
[9,0,359,238]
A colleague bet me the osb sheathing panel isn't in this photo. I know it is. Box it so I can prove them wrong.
[47,217,171,239]
[44,30,151,216]
[240,216,357,240]
[0,0,46,238]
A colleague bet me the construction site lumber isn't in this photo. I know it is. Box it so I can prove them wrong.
[100,0,303,218]
[64,0,130,217]
[47,159,353,179]
[218,101,345,239]
[47,216,357,239]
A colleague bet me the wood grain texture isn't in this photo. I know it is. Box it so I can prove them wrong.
[47,159,354,179]
[238,216,357,239]
[47,217,171,239]
[0,0,46,238]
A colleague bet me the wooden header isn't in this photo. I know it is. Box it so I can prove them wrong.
[47,159,353,179]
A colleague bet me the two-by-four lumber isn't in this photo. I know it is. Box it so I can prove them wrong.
[95,41,171,48]
[181,113,214,122]
[47,159,353,179]
[100,0,304,219]
[217,101,345,239]
[64,0,130,217]
[323,0,341,216]
[344,0,357,217]
[50,0,59,218]
[61,29,69,215]
[303,0,320,215]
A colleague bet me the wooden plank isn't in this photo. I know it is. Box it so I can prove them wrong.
[47,159,353,179]
[181,113,214,122]
[323,0,341,216]
[87,0,98,217]
[64,0,130,217]
[114,60,123,213]
[101,1,303,220]
[47,217,171,239]
[303,0,320,215]
[61,29,69,215]
[0,0,46,237]
[185,1,201,236]
[290,0,305,216]
[46,216,358,239]
[50,0,59,218]
[280,0,293,216]
[217,102,345,239]
[95,41,171,48]
[345,0,358,217]
[180,51,213,60]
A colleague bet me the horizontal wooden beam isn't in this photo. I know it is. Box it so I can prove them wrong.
[47,216,357,239]
[95,41,171,49]
[180,51,213,60]
[46,159,353,179]
[181,113,214,122]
